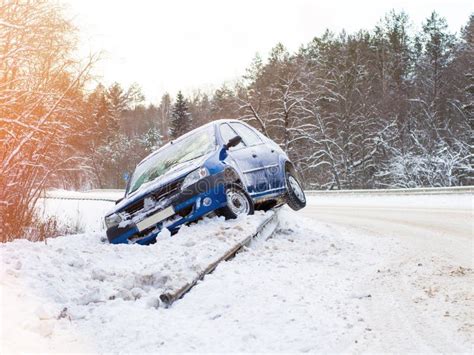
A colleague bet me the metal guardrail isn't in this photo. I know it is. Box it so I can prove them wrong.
[41,190,124,202]
[305,186,473,196]
[159,210,280,306]
[41,186,473,203]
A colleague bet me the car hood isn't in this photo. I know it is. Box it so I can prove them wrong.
[110,154,210,215]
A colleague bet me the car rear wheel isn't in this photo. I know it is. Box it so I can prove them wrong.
[285,171,306,211]
[216,184,254,219]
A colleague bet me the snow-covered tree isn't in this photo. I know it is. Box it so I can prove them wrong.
[0,0,96,240]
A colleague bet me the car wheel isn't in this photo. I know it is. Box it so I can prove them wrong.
[285,170,306,211]
[216,184,254,219]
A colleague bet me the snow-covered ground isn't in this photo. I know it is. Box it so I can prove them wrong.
[301,193,472,352]
[36,189,125,233]
[1,193,472,353]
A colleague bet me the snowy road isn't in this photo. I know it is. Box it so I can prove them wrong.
[302,196,472,266]
[300,194,473,352]
[1,192,472,353]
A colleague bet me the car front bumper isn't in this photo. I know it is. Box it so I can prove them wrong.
[106,172,229,245]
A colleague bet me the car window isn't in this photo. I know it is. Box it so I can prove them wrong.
[219,123,245,150]
[230,123,263,146]
[129,126,216,194]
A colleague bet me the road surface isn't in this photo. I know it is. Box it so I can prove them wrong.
[302,196,472,267]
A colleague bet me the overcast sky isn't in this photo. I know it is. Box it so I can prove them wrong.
[62,0,473,102]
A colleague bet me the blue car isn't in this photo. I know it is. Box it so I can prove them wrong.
[105,119,306,244]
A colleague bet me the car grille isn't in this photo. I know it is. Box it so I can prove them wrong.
[151,178,183,201]
[123,178,184,216]
[124,200,144,215]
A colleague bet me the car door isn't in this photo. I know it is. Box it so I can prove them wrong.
[229,122,283,192]
[219,123,268,195]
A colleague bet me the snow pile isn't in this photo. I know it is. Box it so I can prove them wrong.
[0,212,272,353]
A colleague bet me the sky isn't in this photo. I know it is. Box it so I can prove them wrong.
[62,0,473,103]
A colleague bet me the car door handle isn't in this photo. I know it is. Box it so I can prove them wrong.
[252,153,257,158]
[270,149,275,153]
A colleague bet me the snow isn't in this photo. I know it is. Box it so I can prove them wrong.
[1,193,472,352]
[0,212,274,352]
[305,192,473,267]
[306,192,472,210]
[36,190,124,233]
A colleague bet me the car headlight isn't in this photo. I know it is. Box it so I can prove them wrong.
[105,213,122,229]
[182,167,209,190]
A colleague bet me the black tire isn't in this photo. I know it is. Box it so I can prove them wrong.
[216,184,254,219]
[285,169,306,211]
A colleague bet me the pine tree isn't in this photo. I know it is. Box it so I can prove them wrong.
[418,12,456,109]
[170,91,191,139]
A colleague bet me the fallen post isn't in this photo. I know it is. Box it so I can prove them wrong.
[159,211,279,306]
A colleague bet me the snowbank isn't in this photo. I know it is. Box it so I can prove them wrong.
[0,212,272,353]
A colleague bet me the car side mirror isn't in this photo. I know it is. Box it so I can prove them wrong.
[225,135,242,150]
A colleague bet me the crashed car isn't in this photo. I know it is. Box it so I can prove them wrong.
[105,119,306,244]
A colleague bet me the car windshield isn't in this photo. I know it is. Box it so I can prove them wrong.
[128,127,216,194]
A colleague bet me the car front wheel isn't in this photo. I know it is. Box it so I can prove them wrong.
[216,184,254,219]
[285,171,306,211]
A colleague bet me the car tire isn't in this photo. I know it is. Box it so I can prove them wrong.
[216,184,254,219]
[285,169,306,211]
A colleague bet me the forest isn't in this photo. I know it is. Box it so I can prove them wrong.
[0,0,472,239]
[70,11,473,192]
